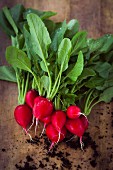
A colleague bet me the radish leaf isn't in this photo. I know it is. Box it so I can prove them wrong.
[71,31,87,55]
[99,86,113,103]
[51,20,67,52]
[0,66,16,82]
[27,13,51,59]
[65,19,79,39]
[3,7,18,35]
[40,61,50,72]
[85,76,105,88]
[41,75,50,91]
[79,68,96,80]
[58,38,71,72]
[23,25,32,59]
[6,46,31,72]
[23,8,56,20]
[94,62,111,79]
[67,51,84,81]
[0,9,15,36]
[10,4,25,25]
[44,19,56,35]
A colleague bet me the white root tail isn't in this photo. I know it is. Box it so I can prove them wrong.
[56,132,60,144]
[66,135,77,142]
[24,128,33,141]
[80,136,84,151]
[48,142,55,152]
[27,116,35,131]
[35,118,39,136]
[40,124,46,137]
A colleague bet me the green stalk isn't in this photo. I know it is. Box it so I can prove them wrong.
[32,78,35,89]
[43,58,52,98]
[71,81,86,93]
[49,69,62,100]
[23,73,29,103]
[51,74,61,99]
[16,72,21,104]
[54,97,57,110]
[86,95,98,113]
[84,89,94,114]
[88,100,101,113]
[54,94,61,110]
[31,72,42,95]
[21,78,25,99]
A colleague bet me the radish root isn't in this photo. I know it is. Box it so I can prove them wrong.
[40,124,46,137]
[28,116,35,131]
[35,118,39,135]
[48,142,55,152]
[80,136,84,151]
[24,128,33,141]
[56,132,61,144]
[66,135,77,142]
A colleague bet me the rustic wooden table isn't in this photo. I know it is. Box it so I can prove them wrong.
[0,0,113,170]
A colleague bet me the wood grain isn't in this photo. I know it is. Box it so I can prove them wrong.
[70,0,101,38]
[101,0,113,35]
[0,0,113,170]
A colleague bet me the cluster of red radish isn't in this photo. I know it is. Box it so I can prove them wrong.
[14,89,89,151]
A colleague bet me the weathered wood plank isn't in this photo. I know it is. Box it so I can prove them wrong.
[0,0,70,22]
[101,0,113,35]
[70,0,101,38]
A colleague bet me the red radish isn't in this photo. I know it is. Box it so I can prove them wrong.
[39,116,51,137]
[33,96,54,135]
[51,110,66,143]
[46,124,67,151]
[40,115,51,125]
[34,96,44,105]
[67,105,81,119]
[33,97,53,119]
[65,115,88,150]
[25,89,38,108]
[28,96,44,132]
[14,104,33,140]
[25,90,38,132]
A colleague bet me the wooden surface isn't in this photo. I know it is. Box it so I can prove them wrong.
[0,0,113,170]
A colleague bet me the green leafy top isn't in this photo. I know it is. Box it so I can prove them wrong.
[0,4,113,113]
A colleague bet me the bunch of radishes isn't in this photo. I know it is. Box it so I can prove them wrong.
[14,89,88,151]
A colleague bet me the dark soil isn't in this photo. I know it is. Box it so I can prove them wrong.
[15,132,99,169]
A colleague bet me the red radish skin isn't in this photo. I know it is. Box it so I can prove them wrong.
[66,115,88,150]
[34,96,45,105]
[28,96,44,132]
[33,96,54,135]
[46,124,67,151]
[51,110,66,143]
[67,105,81,119]
[25,90,38,132]
[39,116,51,137]
[80,115,89,130]
[33,97,53,119]
[14,104,33,140]
[25,89,38,108]
[40,115,51,125]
